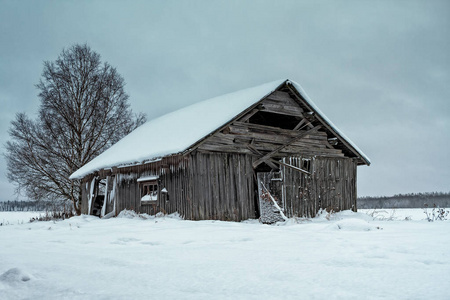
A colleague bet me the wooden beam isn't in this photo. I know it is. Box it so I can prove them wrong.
[252,125,321,168]
[265,91,292,102]
[271,159,311,175]
[259,104,303,117]
[238,108,259,123]
[246,144,279,169]
[230,122,327,141]
[293,119,306,131]
[197,143,252,154]
[246,143,263,156]
[324,140,335,149]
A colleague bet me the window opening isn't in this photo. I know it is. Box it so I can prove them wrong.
[270,171,283,181]
[302,159,311,173]
[140,180,158,204]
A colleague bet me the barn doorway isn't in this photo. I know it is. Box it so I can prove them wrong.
[91,179,106,217]
[257,172,285,224]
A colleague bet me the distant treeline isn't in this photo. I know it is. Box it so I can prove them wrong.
[358,192,450,209]
[0,200,72,212]
[2,192,449,212]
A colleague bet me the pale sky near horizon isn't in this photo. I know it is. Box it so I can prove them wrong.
[0,0,449,200]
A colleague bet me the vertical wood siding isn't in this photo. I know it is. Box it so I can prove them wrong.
[96,153,255,221]
[282,156,357,218]
[80,179,90,214]
[82,154,356,220]
[189,152,255,221]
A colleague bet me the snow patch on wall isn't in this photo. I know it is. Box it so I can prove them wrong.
[137,175,159,182]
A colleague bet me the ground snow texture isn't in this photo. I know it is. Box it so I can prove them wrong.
[0,211,45,225]
[0,210,449,299]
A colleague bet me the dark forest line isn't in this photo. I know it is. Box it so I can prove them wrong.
[0,200,71,212]
[1,191,449,212]
[358,192,450,209]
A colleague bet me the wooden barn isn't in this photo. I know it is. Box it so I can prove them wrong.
[70,79,370,222]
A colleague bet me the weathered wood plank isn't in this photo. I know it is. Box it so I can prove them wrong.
[259,103,304,116]
[230,121,328,140]
[265,91,292,101]
[197,143,252,154]
[207,131,329,148]
[247,145,278,169]
[253,126,321,168]
[200,142,345,157]
[272,159,310,175]
[237,108,259,123]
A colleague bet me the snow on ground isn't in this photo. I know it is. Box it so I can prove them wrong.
[0,211,44,225]
[358,208,428,221]
[1,209,449,300]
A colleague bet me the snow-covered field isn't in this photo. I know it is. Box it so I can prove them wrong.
[358,208,428,221]
[0,211,44,225]
[1,209,449,300]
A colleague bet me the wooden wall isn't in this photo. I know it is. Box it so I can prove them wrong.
[82,153,255,221]
[198,122,345,158]
[282,156,357,218]
[157,152,255,221]
[80,180,90,214]
[81,154,357,220]
[109,157,185,216]
[196,92,346,159]
[187,152,255,221]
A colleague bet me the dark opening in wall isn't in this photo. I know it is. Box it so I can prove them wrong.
[302,158,311,173]
[249,111,301,130]
[254,161,279,173]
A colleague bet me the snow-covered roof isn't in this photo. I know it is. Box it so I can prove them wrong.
[70,79,370,180]
[70,80,285,179]
[137,175,159,182]
[288,81,371,166]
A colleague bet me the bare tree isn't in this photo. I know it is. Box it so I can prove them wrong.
[5,44,146,215]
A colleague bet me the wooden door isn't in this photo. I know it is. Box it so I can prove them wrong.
[257,172,285,224]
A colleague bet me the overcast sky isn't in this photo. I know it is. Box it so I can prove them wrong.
[0,0,449,200]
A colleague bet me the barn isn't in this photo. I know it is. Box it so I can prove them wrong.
[70,79,370,222]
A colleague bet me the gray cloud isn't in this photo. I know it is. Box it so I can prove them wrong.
[1,0,449,200]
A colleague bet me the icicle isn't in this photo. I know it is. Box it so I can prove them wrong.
[110,178,116,204]
[101,177,108,217]
[87,177,96,215]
